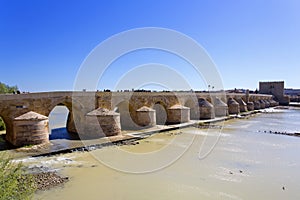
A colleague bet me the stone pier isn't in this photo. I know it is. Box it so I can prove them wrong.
[198,98,215,119]
[213,97,228,117]
[227,98,240,115]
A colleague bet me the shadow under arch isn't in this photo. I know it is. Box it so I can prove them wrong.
[0,115,15,150]
[47,98,84,140]
[114,100,137,130]
[184,98,200,120]
[0,116,6,132]
[152,101,168,125]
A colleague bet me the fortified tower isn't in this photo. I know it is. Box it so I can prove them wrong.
[259,81,290,105]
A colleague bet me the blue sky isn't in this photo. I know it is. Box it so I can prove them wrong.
[0,0,299,92]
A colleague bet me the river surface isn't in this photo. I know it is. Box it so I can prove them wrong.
[14,107,300,199]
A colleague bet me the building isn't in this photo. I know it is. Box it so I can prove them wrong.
[284,88,300,102]
[259,81,290,105]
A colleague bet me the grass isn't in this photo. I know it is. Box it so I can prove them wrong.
[22,144,35,148]
[0,153,37,200]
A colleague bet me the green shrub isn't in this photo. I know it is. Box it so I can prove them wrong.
[0,153,36,200]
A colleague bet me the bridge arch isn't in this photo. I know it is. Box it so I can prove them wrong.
[48,105,70,139]
[0,113,13,143]
[114,100,136,130]
[0,115,8,141]
[184,98,200,120]
[46,98,84,135]
[152,101,168,125]
[0,116,6,131]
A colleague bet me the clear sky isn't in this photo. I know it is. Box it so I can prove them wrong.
[0,0,299,92]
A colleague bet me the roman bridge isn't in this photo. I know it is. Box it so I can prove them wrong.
[0,91,277,146]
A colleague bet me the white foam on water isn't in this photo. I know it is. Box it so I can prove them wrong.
[13,154,81,171]
[219,192,243,200]
[185,130,231,138]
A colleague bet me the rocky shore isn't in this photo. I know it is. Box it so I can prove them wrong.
[33,171,69,190]
[25,165,69,191]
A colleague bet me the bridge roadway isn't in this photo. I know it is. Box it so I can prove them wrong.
[0,91,276,146]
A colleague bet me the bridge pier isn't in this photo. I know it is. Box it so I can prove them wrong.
[167,105,190,124]
[269,99,279,107]
[263,100,270,108]
[213,97,228,117]
[136,106,156,127]
[259,100,266,109]
[9,111,49,146]
[236,98,248,112]
[254,101,260,110]
[247,102,254,111]
[198,98,215,119]
[85,108,121,138]
[227,98,240,114]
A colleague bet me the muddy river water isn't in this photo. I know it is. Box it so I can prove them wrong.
[14,108,300,199]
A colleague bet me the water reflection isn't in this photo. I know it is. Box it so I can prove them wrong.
[49,128,80,140]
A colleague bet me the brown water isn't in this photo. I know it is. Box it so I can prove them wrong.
[16,108,300,199]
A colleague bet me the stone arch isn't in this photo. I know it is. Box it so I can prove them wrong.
[46,98,84,134]
[152,101,168,125]
[184,98,200,120]
[114,100,136,130]
[0,115,8,140]
[0,115,7,132]
[48,105,70,139]
[48,104,70,128]
[0,113,13,143]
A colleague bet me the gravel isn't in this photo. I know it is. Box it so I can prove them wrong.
[33,172,69,190]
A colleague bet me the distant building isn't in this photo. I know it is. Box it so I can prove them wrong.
[284,88,300,96]
[284,88,300,102]
[259,81,290,105]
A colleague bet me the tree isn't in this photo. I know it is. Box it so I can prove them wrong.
[0,82,18,94]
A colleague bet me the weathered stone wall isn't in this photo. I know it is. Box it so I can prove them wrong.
[136,106,156,127]
[227,98,240,114]
[236,98,248,112]
[259,81,290,105]
[12,111,49,146]
[167,105,190,124]
[85,108,121,138]
[198,98,215,119]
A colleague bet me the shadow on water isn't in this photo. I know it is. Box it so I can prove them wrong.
[0,127,82,152]
[0,134,17,151]
[49,128,80,140]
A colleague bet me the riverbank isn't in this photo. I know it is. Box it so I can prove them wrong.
[7,109,267,158]
[2,108,280,159]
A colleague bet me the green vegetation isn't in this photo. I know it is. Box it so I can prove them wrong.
[22,144,35,148]
[0,82,18,131]
[0,117,5,131]
[0,153,36,200]
[0,82,18,94]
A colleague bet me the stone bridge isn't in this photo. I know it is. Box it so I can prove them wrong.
[0,91,277,146]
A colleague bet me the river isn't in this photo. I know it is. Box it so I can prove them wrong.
[13,107,300,199]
